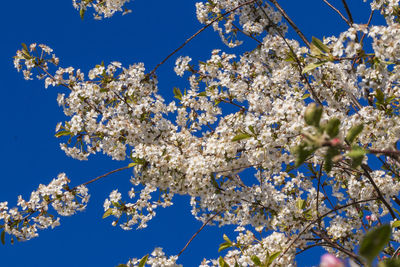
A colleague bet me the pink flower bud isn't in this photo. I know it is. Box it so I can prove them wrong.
[331,138,341,146]
[366,215,371,221]
[320,253,344,267]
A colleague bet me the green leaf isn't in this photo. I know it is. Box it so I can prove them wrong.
[218,242,232,252]
[223,234,231,243]
[376,89,385,105]
[347,146,366,168]
[219,256,230,267]
[293,143,318,167]
[311,37,331,53]
[248,125,256,135]
[268,251,281,265]
[55,130,71,138]
[302,61,327,74]
[232,133,252,142]
[102,208,113,219]
[304,103,323,127]
[128,162,137,168]
[138,254,149,267]
[21,43,29,52]
[345,124,364,144]
[324,146,340,173]
[116,265,128,267]
[378,258,400,267]
[393,220,400,228]
[301,93,311,100]
[359,224,391,265]
[1,231,5,245]
[251,255,262,266]
[197,91,207,97]
[325,118,341,138]
[173,87,183,100]
[80,8,86,20]
[296,199,306,210]
[347,146,366,158]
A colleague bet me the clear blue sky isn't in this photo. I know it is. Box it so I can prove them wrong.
[0,1,377,266]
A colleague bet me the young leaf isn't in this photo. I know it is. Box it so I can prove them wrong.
[393,220,400,228]
[251,255,262,266]
[80,8,86,20]
[304,103,323,127]
[21,43,29,52]
[347,146,366,168]
[375,89,385,105]
[219,256,230,267]
[302,61,327,74]
[173,87,183,100]
[218,242,232,252]
[311,37,331,54]
[296,199,306,210]
[232,132,252,142]
[102,208,113,219]
[325,118,341,138]
[55,130,71,138]
[293,144,318,167]
[223,234,231,243]
[324,146,339,173]
[359,224,391,265]
[138,254,149,267]
[345,124,364,144]
[268,251,281,265]
[378,258,400,267]
[128,162,137,168]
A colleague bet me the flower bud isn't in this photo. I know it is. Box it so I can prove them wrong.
[304,103,323,127]
[320,254,344,267]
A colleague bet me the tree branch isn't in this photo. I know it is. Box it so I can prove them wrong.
[148,0,258,77]
[322,0,350,26]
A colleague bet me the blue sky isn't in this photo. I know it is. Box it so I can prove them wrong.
[0,1,379,266]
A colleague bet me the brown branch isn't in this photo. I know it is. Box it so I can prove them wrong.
[311,228,362,263]
[268,0,310,47]
[148,0,258,77]
[316,162,323,228]
[274,197,378,266]
[177,212,221,257]
[79,165,132,187]
[37,65,102,114]
[256,1,322,105]
[322,0,350,26]
[341,0,354,25]
[231,22,262,44]
[361,164,397,220]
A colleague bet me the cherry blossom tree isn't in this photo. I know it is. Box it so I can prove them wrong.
[4,0,400,266]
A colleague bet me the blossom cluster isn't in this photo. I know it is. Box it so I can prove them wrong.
[125,247,181,267]
[0,173,89,242]
[72,0,132,19]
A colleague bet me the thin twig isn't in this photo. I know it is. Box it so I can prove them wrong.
[268,0,310,47]
[177,212,221,257]
[256,1,322,106]
[274,197,378,266]
[322,0,350,26]
[341,0,354,25]
[361,164,397,220]
[79,165,132,187]
[148,0,258,77]
[311,228,362,263]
